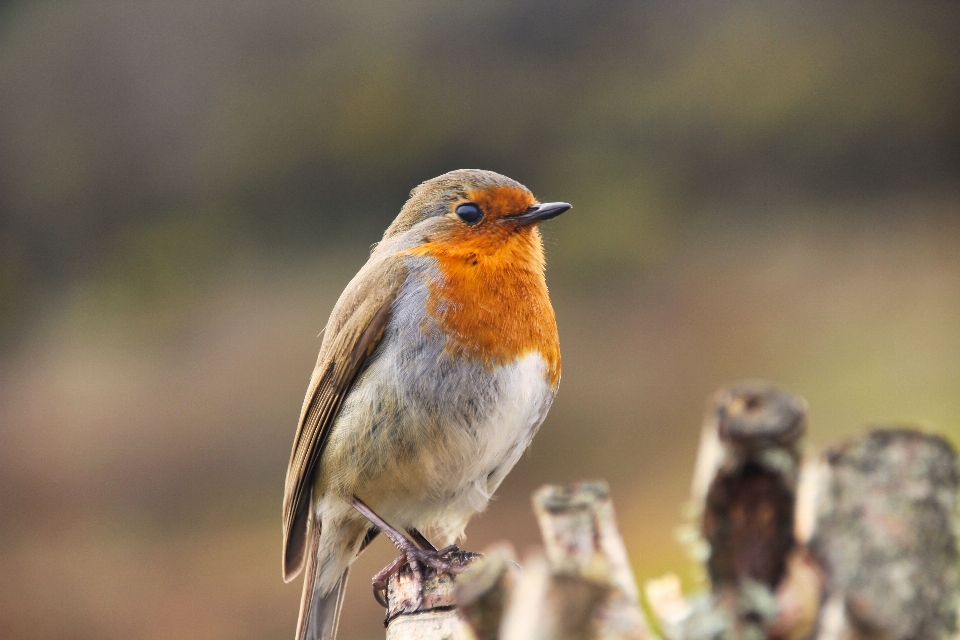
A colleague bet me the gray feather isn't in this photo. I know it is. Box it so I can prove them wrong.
[295,517,350,640]
[301,570,348,640]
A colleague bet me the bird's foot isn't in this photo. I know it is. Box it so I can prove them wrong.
[348,496,464,608]
[372,541,463,608]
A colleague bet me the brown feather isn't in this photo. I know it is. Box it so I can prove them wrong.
[282,258,406,581]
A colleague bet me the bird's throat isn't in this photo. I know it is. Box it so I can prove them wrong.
[405,229,561,387]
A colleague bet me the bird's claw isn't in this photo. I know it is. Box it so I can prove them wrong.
[372,543,463,608]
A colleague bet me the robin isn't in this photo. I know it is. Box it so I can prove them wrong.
[282,169,570,640]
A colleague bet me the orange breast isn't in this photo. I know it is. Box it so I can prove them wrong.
[404,205,561,388]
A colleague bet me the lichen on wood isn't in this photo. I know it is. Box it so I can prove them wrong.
[808,428,960,640]
[379,385,960,640]
[660,382,810,640]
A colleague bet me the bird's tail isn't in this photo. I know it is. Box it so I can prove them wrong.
[295,521,350,640]
[298,570,349,640]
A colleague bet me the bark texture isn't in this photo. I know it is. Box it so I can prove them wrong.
[384,551,481,640]
[809,428,959,640]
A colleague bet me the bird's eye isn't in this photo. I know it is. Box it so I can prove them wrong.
[455,202,483,225]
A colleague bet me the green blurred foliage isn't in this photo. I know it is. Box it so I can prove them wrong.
[68,209,244,337]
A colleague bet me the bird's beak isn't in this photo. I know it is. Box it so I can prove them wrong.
[501,202,572,226]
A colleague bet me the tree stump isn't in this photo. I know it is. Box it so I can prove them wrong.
[808,428,960,640]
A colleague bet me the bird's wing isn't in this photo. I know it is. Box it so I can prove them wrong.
[282,256,407,581]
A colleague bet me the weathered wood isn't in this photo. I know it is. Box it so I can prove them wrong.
[381,386,959,640]
[531,481,653,640]
[382,483,648,640]
[499,551,611,640]
[664,381,812,640]
[650,553,822,640]
[499,553,553,640]
[384,551,481,640]
[807,428,960,640]
[697,381,807,592]
[456,544,519,640]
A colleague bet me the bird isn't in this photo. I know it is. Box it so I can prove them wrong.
[282,168,570,640]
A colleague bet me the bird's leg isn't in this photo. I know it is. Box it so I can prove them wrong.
[407,527,437,552]
[349,496,461,608]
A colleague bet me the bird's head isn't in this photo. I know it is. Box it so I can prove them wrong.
[382,169,570,264]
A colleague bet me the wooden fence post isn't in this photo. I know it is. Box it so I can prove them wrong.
[505,481,653,640]
[456,544,520,640]
[807,428,960,640]
[653,381,815,640]
[385,481,651,640]
[381,384,960,640]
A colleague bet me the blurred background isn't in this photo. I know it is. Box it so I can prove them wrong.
[1,0,959,638]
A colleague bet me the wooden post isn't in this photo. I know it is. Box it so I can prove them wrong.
[807,428,960,640]
[384,551,482,640]
[700,381,806,595]
[499,552,610,640]
[658,381,814,640]
[456,544,520,640]
[517,481,654,640]
[380,385,960,640]
[383,482,650,640]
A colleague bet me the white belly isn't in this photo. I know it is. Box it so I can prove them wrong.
[317,267,557,544]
